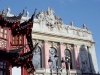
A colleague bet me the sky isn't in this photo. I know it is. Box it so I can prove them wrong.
[0,0,100,74]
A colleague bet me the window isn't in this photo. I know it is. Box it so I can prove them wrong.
[12,35,23,45]
[0,27,7,39]
[0,61,8,75]
[64,49,72,69]
[49,47,57,70]
[0,40,7,49]
[32,46,42,69]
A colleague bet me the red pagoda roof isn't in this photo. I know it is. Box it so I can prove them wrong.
[0,8,37,74]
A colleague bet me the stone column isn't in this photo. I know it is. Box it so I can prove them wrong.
[74,45,80,70]
[44,40,49,68]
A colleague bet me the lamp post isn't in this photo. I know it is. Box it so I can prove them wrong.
[48,53,64,75]
[61,56,71,75]
[54,53,59,75]
[48,57,53,75]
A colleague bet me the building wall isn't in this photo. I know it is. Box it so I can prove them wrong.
[30,8,99,75]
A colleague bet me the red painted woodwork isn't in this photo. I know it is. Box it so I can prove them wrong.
[21,35,29,75]
[21,67,29,75]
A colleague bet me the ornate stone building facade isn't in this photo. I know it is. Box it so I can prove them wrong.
[0,7,99,75]
[31,7,99,75]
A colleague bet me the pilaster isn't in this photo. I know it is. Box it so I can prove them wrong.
[59,42,66,68]
[44,40,49,68]
[73,44,80,70]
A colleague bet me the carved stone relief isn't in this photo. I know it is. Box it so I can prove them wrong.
[36,7,63,31]
[65,26,69,33]
[36,7,91,40]
[72,28,88,37]
[48,41,58,49]
[33,39,43,48]
[66,44,72,50]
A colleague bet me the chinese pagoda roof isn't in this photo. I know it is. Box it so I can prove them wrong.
[0,10,24,23]
[0,8,37,74]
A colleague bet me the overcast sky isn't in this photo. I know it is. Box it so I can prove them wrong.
[0,0,100,74]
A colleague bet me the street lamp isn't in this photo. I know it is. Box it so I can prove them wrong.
[48,57,53,75]
[61,56,71,75]
[48,57,53,66]
[54,53,59,75]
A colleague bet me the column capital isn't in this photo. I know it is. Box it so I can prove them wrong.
[73,44,77,47]
[60,42,63,45]
[44,40,48,43]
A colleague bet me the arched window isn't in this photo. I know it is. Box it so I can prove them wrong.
[64,49,72,69]
[32,46,42,69]
[49,47,57,70]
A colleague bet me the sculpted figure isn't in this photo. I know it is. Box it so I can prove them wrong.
[80,46,91,73]
[49,48,56,70]
[70,21,73,26]
[36,11,44,25]
[83,24,88,30]
[32,47,41,69]
[45,7,55,27]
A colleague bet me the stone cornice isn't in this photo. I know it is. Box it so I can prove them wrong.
[32,30,95,44]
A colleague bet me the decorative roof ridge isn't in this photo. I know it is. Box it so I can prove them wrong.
[1,9,25,23]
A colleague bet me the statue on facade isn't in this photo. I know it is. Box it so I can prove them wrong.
[49,48,57,70]
[32,46,41,69]
[45,7,55,27]
[80,45,91,73]
[70,21,73,27]
[83,24,88,30]
[36,11,44,25]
